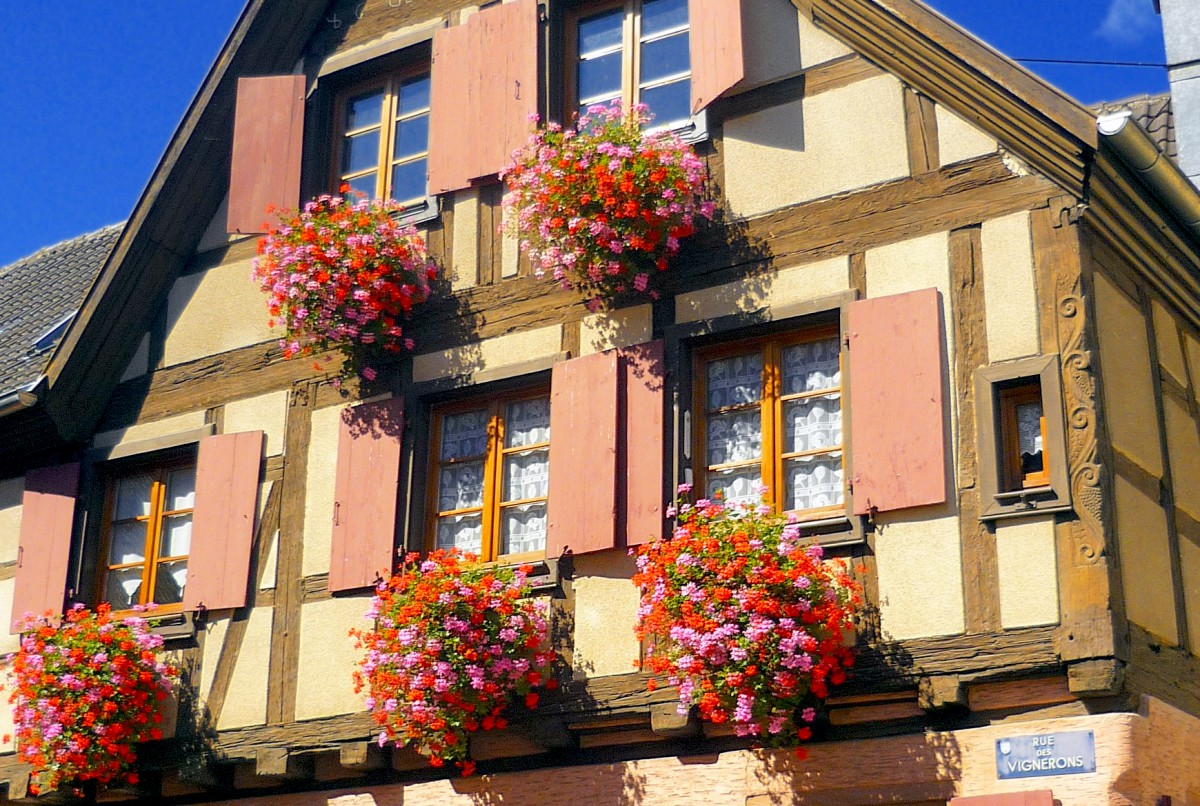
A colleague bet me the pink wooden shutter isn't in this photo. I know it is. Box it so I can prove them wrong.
[11,463,80,633]
[620,341,665,546]
[547,351,620,557]
[951,792,1054,806]
[184,431,264,611]
[227,75,306,235]
[689,0,745,114]
[329,397,405,592]
[428,0,538,194]
[848,288,947,515]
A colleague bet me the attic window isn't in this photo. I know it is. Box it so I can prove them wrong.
[30,312,74,354]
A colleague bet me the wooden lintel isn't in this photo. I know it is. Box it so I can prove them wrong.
[968,675,1076,713]
[649,702,701,739]
[918,674,965,711]
[338,741,388,771]
[255,747,290,777]
[1067,658,1125,696]
[577,729,666,749]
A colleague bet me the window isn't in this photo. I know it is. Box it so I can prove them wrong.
[997,380,1048,491]
[695,328,845,518]
[568,0,693,131]
[98,459,195,612]
[334,71,431,206]
[427,392,551,561]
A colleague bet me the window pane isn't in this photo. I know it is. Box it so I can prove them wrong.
[640,78,691,129]
[505,397,551,447]
[342,129,380,175]
[783,393,842,454]
[784,453,844,512]
[641,0,688,37]
[390,158,427,204]
[394,115,429,160]
[104,567,144,610]
[707,409,762,465]
[1017,401,1045,475]
[437,461,485,512]
[441,409,490,460]
[398,75,431,114]
[578,7,623,53]
[167,467,195,511]
[346,90,384,130]
[109,521,148,565]
[579,50,623,105]
[114,473,154,520]
[153,560,188,605]
[344,173,376,199]
[705,467,761,507]
[437,513,483,555]
[161,514,192,558]
[500,502,547,555]
[504,449,550,502]
[640,31,689,85]
[781,338,841,394]
[706,353,762,409]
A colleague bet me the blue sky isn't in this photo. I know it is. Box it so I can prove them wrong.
[0,0,1169,267]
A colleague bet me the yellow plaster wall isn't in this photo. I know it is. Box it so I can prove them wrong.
[1114,474,1177,645]
[674,256,849,324]
[797,9,852,68]
[580,305,653,355]
[295,596,371,721]
[451,188,479,291]
[570,550,642,679]
[501,192,520,279]
[196,194,237,254]
[163,259,275,367]
[1163,395,1200,522]
[199,615,230,704]
[1151,300,1187,386]
[0,667,14,754]
[224,390,289,456]
[92,410,207,450]
[980,211,1040,362]
[873,514,965,639]
[936,106,997,166]
[722,74,909,219]
[260,529,279,591]
[1180,536,1200,656]
[1093,271,1163,478]
[216,606,273,730]
[120,334,150,382]
[995,516,1059,629]
[302,405,344,578]
[412,324,563,384]
[1185,332,1200,392]
[0,579,17,655]
[1133,696,1200,803]
[0,475,22,566]
[740,0,800,88]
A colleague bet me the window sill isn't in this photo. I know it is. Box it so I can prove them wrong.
[789,514,865,548]
[981,487,1072,522]
[475,555,561,594]
[393,195,439,227]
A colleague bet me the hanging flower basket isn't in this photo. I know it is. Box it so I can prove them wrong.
[6,605,178,796]
[351,549,558,776]
[632,487,861,753]
[253,191,438,382]
[503,101,715,310]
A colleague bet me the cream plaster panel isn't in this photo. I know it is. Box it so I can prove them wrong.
[260,529,279,590]
[412,324,563,383]
[980,212,1040,361]
[196,194,238,253]
[0,476,23,566]
[1093,272,1163,477]
[580,305,653,355]
[797,8,852,68]
[571,550,641,679]
[501,192,520,279]
[199,615,231,703]
[163,259,275,367]
[303,405,344,578]
[723,75,909,218]
[741,0,800,87]
[1186,332,1200,392]
[0,667,13,754]
[224,390,289,456]
[120,334,150,382]
[1164,395,1200,522]
[874,514,965,639]
[92,410,207,450]
[451,188,480,290]
[995,517,1059,629]
[216,606,273,730]
[1152,300,1187,385]
[675,256,849,323]
[936,106,998,166]
[1181,538,1200,656]
[0,580,16,655]
[1114,474,1177,645]
[296,596,371,720]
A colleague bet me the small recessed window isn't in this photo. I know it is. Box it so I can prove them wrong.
[998,381,1048,491]
[334,71,431,206]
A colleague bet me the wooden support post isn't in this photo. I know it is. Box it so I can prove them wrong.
[1067,658,1124,696]
[918,674,965,711]
[649,701,701,739]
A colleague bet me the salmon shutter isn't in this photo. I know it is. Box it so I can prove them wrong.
[428,0,538,194]
[11,463,80,633]
[689,0,745,114]
[227,75,306,234]
[547,351,620,557]
[329,397,405,592]
[951,792,1054,806]
[848,288,947,515]
[184,431,264,611]
[620,341,666,546]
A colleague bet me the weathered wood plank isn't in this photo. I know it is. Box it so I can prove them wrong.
[903,86,939,174]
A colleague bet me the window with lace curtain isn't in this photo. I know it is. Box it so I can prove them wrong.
[427,391,551,562]
[694,327,845,518]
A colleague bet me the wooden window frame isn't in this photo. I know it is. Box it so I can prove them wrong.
[693,325,845,521]
[425,387,552,564]
[975,354,1071,521]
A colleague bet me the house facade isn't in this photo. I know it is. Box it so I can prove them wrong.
[1,0,1200,803]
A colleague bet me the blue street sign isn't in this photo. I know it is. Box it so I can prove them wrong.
[995,730,1096,780]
